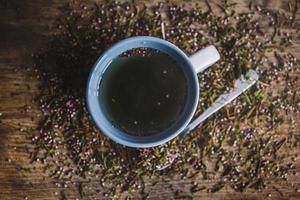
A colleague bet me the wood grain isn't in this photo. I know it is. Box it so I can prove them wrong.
[0,0,300,199]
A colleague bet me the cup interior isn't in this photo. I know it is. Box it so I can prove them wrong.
[87,36,199,147]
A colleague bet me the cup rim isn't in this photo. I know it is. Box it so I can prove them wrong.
[86,36,199,148]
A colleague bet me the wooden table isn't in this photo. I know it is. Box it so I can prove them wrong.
[0,0,299,199]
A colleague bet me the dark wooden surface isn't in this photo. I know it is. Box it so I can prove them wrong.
[0,0,300,199]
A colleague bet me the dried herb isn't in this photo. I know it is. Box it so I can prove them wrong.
[190,183,206,193]
[208,182,225,193]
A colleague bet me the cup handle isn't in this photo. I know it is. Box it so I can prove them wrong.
[190,45,220,73]
[181,46,259,136]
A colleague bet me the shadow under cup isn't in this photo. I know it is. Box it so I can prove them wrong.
[87,36,199,148]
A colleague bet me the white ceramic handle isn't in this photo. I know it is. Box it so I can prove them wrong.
[190,45,220,73]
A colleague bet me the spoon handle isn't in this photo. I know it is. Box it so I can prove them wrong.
[181,69,259,136]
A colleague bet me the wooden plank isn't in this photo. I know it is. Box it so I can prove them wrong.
[0,0,300,199]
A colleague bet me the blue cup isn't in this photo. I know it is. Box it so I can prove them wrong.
[87,36,220,148]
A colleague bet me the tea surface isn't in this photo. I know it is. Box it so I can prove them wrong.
[100,52,187,136]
